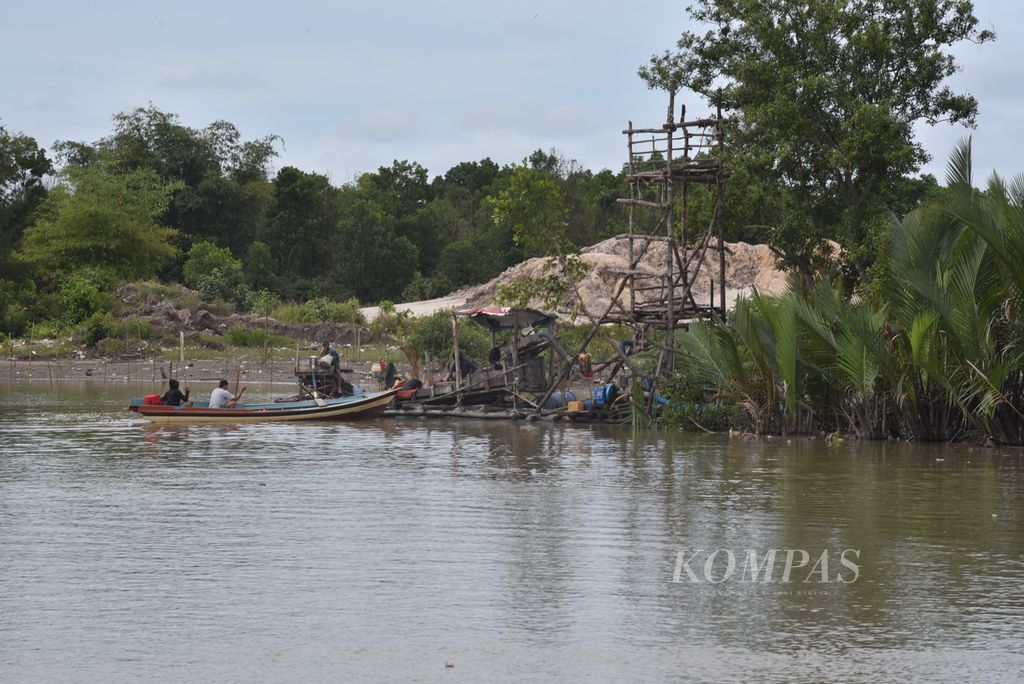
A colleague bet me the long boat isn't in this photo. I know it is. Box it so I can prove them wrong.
[128,389,398,424]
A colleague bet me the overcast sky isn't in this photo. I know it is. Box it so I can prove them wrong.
[1,1,1019,185]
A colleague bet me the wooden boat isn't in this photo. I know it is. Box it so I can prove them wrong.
[128,389,398,424]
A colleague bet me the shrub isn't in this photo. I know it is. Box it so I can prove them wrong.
[328,297,367,326]
[400,271,438,302]
[31,319,64,340]
[403,309,490,363]
[95,337,127,357]
[134,280,203,312]
[80,311,117,347]
[183,241,251,310]
[662,401,737,432]
[60,273,103,325]
[183,241,243,289]
[113,318,157,340]
[2,305,30,337]
[270,302,308,323]
[271,297,366,325]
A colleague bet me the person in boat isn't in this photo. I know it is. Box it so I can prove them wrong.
[318,340,350,396]
[161,378,191,406]
[320,340,340,372]
[210,379,246,408]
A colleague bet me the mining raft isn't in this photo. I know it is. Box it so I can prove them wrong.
[386,307,631,422]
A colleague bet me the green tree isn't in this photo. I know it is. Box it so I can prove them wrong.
[488,163,569,257]
[55,105,278,254]
[182,240,248,304]
[334,196,418,302]
[641,0,994,279]
[266,166,340,280]
[20,166,181,280]
[362,160,432,219]
[0,126,52,272]
[436,234,504,288]
[243,241,276,290]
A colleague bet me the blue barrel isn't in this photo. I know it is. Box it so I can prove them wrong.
[542,390,576,409]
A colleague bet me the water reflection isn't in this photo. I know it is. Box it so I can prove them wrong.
[0,381,1022,682]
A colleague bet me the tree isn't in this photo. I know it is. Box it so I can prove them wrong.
[436,235,504,288]
[55,105,278,251]
[243,241,276,290]
[488,163,569,257]
[641,0,994,279]
[334,196,418,302]
[20,166,181,280]
[362,160,432,219]
[0,126,52,270]
[266,166,339,279]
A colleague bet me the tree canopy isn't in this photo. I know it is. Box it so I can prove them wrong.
[641,0,995,278]
[20,166,181,280]
[0,126,52,272]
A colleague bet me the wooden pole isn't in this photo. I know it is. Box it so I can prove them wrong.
[664,91,676,375]
[180,331,188,386]
[452,313,461,389]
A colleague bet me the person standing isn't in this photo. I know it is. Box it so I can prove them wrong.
[210,379,246,408]
[384,360,397,389]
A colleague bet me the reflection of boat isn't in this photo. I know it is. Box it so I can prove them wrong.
[128,390,398,424]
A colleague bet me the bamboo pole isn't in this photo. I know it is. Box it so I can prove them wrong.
[180,331,188,386]
[452,313,462,389]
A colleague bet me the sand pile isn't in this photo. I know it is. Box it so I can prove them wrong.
[368,237,792,320]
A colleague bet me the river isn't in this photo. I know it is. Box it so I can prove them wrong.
[1,382,1022,682]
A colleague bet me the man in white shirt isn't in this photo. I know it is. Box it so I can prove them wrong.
[210,379,246,408]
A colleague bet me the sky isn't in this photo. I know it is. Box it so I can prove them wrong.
[1,1,1021,185]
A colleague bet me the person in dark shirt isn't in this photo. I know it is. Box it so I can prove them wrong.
[320,341,341,372]
[319,341,346,395]
[447,351,477,380]
[162,378,191,406]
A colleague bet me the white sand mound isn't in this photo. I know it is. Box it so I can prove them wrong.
[361,238,793,321]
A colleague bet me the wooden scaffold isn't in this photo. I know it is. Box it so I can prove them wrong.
[537,93,729,417]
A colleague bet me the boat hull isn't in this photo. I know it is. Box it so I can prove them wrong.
[132,390,398,424]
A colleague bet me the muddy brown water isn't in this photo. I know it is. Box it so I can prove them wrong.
[1,381,1022,682]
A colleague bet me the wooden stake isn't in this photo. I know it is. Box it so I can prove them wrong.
[452,313,461,389]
